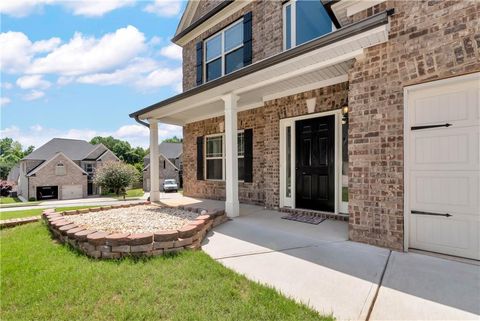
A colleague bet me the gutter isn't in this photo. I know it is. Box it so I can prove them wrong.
[130,8,394,120]
[134,115,150,128]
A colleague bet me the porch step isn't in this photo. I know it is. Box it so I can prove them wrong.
[279,207,349,222]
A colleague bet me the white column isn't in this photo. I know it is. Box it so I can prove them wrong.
[222,93,240,217]
[149,119,160,202]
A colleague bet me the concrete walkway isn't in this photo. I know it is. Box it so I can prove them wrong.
[200,204,480,321]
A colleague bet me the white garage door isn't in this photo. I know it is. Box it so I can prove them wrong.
[61,185,83,200]
[407,73,479,260]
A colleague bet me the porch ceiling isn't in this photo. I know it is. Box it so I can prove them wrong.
[132,10,392,126]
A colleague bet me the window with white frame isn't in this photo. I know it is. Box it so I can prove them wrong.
[283,0,333,50]
[205,133,245,181]
[204,19,244,82]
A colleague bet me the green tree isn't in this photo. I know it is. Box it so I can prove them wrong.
[163,136,183,143]
[93,161,139,198]
[0,138,35,180]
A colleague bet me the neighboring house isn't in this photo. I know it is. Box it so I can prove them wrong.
[7,164,20,183]
[17,138,119,201]
[143,142,183,191]
[130,1,480,260]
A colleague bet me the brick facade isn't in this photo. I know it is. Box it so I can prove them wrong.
[178,0,480,251]
[183,0,283,91]
[347,0,479,250]
[183,83,349,206]
[28,154,88,200]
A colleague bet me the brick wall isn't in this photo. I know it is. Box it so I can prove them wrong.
[182,83,349,206]
[347,0,480,250]
[182,1,283,91]
[29,154,88,200]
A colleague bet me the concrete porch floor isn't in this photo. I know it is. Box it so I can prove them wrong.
[157,198,480,321]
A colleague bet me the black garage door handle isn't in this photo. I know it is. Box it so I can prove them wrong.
[412,210,452,217]
[411,123,452,131]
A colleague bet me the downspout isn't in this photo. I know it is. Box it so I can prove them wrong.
[134,115,149,128]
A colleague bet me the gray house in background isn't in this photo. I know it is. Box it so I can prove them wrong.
[17,138,119,201]
[143,142,182,192]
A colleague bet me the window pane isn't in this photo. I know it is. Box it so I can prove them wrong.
[238,157,244,181]
[225,48,244,74]
[206,34,221,61]
[206,136,223,157]
[237,132,244,156]
[207,159,223,180]
[296,0,332,46]
[206,58,222,82]
[285,4,292,49]
[225,22,243,52]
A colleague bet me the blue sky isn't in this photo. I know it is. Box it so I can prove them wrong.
[0,0,186,148]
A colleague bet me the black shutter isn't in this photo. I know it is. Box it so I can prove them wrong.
[196,136,204,180]
[196,42,203,86]
[243,129,253,183]
[243,12,253,67]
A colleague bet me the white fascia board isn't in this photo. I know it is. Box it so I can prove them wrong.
[175,0,252,46]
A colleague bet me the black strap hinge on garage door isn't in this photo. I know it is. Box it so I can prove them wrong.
[411,210,452,217]
[411,123,452,131]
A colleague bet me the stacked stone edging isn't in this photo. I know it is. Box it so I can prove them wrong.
[0,216,40,228]
[42,202,228,259]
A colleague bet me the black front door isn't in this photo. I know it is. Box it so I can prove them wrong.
[87,182,93,195]
[295,115,335,212]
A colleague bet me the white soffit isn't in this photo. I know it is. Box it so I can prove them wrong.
[331,0,387,26]
[143,23,389,125]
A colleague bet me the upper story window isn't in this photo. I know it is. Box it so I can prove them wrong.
[283,0,333,50]
[84,163,93,173]
[204,19,244,82]
[55,163,66,176]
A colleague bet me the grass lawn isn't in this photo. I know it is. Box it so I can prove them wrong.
[104,188,144,199]
[1,223,331,321]
[0,197,41,209]
[0,197,21,204]
[0,206,96,221]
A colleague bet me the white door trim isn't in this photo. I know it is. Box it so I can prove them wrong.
[279,109,342,213]
[403,72,480,253]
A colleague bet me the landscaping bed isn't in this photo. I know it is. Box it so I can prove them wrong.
[43,203,227,259]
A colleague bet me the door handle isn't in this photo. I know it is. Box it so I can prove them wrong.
[411,123,452,131]
[411,210,452,217]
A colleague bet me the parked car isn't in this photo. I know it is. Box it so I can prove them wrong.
[163,179,178,192]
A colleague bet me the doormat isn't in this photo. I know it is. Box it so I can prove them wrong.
[281,214,327,225]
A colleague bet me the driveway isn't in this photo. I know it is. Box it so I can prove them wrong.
[200,204,480,321]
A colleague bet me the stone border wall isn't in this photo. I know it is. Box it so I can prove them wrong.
[42,202,228,259]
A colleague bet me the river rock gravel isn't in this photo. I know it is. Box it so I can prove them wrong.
[64,205,200,234]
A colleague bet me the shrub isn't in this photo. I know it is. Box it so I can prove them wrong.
[94,161,139,197]
[28,197,36,202]
[0,180,13,196]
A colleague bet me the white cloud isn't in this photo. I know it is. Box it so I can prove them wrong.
[76,58,158,85]
[135,67,182,89]
[0,32,61,74]
[159,44,182,60]
[1,97,12,106]
[62,0,135,17]
[0,123,183,148]
[31,37,61,52]
[22,90,45,101]
[16,75,51,90]
[0,0,133,17]
[144,0,181,17]
[29,25,146,76]
[0,0,55,18]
